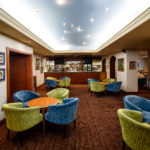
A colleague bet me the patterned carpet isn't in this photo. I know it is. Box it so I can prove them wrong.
[0,85,150,150]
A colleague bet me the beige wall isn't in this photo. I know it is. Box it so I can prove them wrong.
[0,34,33,120]
[103,50,138,92]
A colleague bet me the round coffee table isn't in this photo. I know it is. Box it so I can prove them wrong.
[28,97,58,133]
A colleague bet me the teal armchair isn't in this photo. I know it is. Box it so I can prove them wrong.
[2,102,43,146]
[46,88,69,104]
[117,109,150,150]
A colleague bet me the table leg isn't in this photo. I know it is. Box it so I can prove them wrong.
[42,108,46,134]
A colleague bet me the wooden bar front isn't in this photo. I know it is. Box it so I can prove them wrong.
[44,72,106,84]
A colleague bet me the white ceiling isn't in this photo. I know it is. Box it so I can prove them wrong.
[0,0,150,52]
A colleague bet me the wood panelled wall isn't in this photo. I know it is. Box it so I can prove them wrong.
[44,72,103,84]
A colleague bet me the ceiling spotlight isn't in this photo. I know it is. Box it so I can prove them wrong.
[62,22,66,26]
[56,0,67,6]
[105,7,110,12]
[77,26,81,32]
[71,24,74,28]
[64,30,68,33]
[90,17,94,23]
[61,37,65,40]
[87,34,91,38]
[82,42,86,45]
[34,9,40,15]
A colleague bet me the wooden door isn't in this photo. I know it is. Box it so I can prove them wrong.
[7,48,33,102]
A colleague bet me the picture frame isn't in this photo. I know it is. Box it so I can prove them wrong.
[0,68,5,81]
[118,58,124,72]
[129,61,136,70]
[35,58,40,70]
[0,52,5,65]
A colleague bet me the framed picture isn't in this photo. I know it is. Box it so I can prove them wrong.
[0,68,5,81]
[35,58,40,70]
[0,52,5,65]
[118,58,124,72]
[129,61,136,70]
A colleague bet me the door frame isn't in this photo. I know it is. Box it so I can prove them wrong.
[6,47,33,102]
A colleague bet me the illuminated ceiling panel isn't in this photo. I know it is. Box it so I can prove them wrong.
[0,0,150,52]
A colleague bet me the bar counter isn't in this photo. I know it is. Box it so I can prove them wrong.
[44,72,106,84]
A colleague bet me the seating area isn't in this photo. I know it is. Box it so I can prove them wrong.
[1,1,150,150]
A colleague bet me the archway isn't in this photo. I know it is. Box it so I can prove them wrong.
[110,56,116,78]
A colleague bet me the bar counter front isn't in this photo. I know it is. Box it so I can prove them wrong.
[44,72,106,84]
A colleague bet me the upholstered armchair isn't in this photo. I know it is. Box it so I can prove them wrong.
[13,90,40,107]
[138,77,147,88]
[46,77,57,80]
[123,95,150,112]
[117,109,150,150]
[2,102,43,146]
[59,77,69,80]
[106,81,122,94]
[45,97,79,137]
[46,88,69,104]
[90,82,106,96]
[59,78,71,88]
[87,78,99,89]
[103,78,115,83]
[45,79,58,89]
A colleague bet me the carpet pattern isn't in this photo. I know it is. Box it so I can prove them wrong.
[0,85,150,150]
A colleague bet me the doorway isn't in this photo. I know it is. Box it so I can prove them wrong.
[110,56,116,79]
[7,47,33,102]
[102,59,106,72]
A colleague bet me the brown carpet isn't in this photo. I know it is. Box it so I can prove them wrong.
[0,85,150,150]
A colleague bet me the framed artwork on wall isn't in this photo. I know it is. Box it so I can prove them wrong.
[118,58,124,72]
[0,68,5,81]
[0,52,5,65]
[35,58,40,70]
[129,61,136,70]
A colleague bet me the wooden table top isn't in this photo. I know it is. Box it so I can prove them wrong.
[99,82,109,86]
[28,97,58,108]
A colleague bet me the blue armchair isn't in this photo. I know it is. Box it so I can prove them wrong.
[87,78,99,89]
[45,79,58,89]
[123,95,150,123]
[106,81,122,94]
[45,97,79,137]
[13,90,40,107]
[123,95,150,112]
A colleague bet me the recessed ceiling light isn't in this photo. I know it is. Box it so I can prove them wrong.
[34,9,40,15]
[77,26,81,32]
[64,30,68,33]
[87,34,91,38]
[82,42,86,45]
[56,0,67,6]
[61,37,65,40]
[90,17,94,23]
[105,7,110,12]
[71,24,74,28]
[62,22,66,26]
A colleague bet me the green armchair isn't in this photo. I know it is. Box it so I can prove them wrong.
[59,78,71,88]
[2,102,43,146]
[117,109,150,150]
[90,82,106,96]
[46,88,69,104]
[103,78,115,83]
